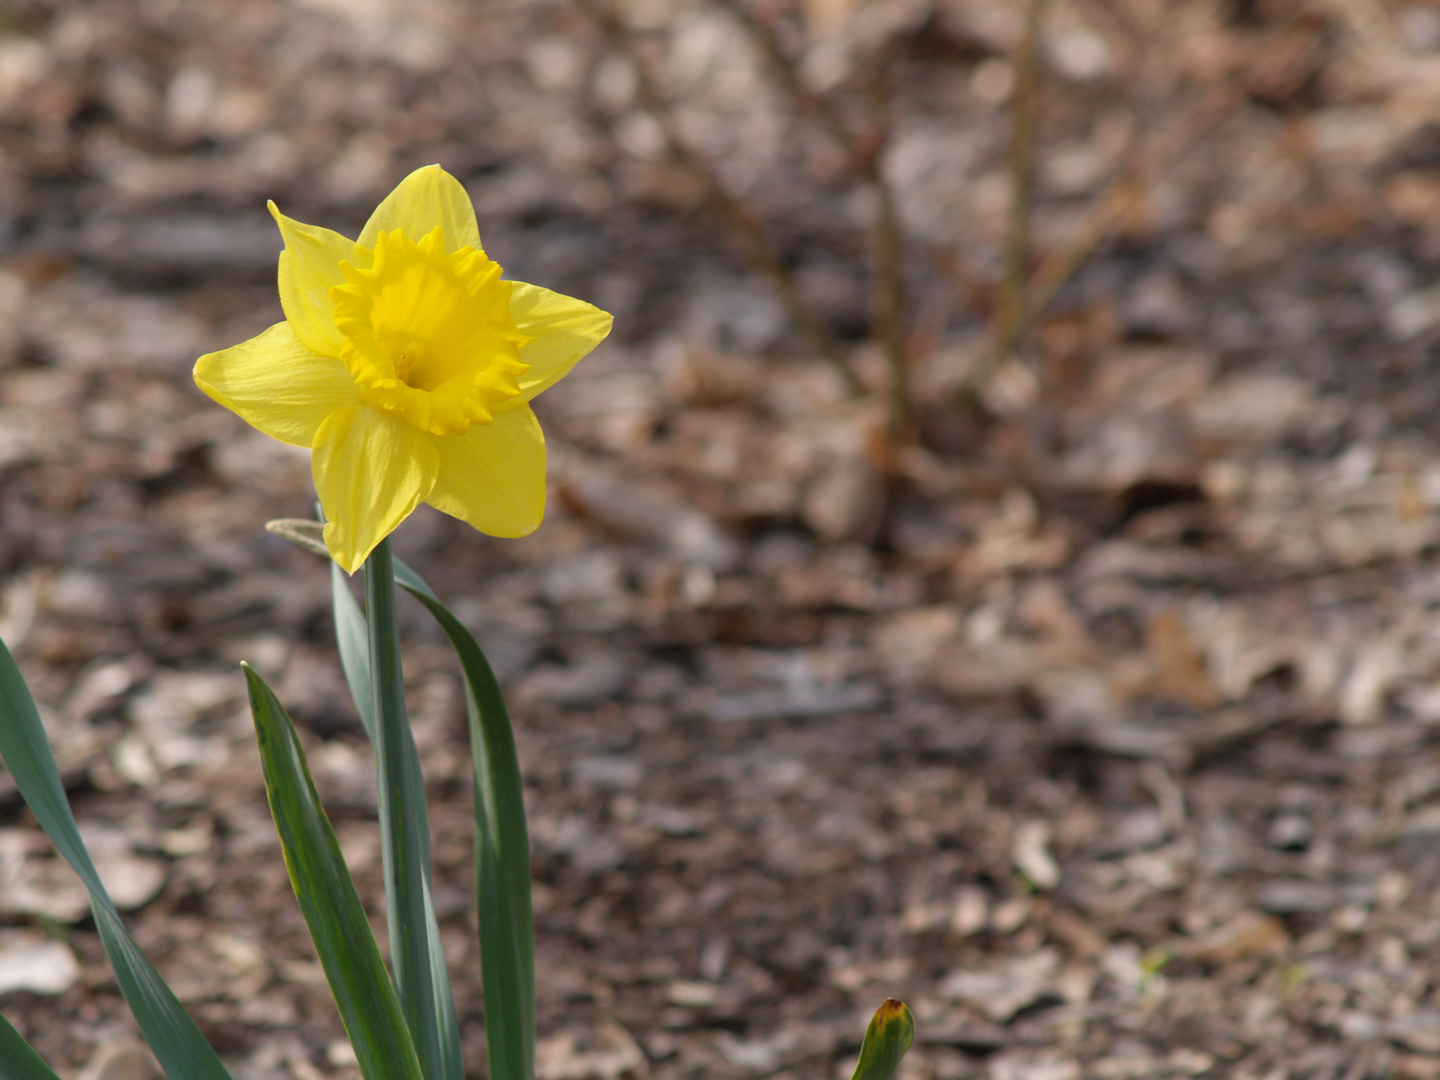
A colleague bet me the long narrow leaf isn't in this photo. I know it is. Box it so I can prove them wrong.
[329,556,462,1080]
[0,1012,65,1080]
[242,664,425,1080]
[0,637,233,1080]
[393,559,536,1080]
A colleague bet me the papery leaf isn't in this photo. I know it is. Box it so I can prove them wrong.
[242,663,425,1080]
[266,517,330,559]
[0,635,233,1080]
[850,1000,915,1080]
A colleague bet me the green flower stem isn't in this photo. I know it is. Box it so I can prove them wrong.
[365,538,444,1080]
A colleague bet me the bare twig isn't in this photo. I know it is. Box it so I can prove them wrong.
[716,0,912,438]
[712,0,859,158]
[957,29,1241,407]
[865,47,910,439]
[977,0,1049,392]
[972,0,1322,385]
[1017,82,1238,332]
[572,0,862,394]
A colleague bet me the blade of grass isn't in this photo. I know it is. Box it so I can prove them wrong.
[0,636,233,1080]
[329,556,463,1080]
[0,1012,65,1080]
[364,539,446,1080]
[242,663,425,1080]
[392,559,535,1080]
[850,999,915,1080]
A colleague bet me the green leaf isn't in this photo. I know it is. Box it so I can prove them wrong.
[393,559,536,1080]
[850,1000,915,1080]
[0,1012,65,1080]
[242,663,425,1080]
[0,635,233,1080]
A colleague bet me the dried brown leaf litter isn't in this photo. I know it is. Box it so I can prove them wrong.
[1,0,1440,1077]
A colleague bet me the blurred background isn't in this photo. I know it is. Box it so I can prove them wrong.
[2,0,1440,1076]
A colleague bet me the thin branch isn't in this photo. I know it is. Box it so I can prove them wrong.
[979,0,1049,390]
[713,0,861,152]
[985,0,1324,370]
[573,0,861,393]
[866,48,910,439]
[1016,81,1239,336]
[956,14,1243,405]
[714,0,912,436]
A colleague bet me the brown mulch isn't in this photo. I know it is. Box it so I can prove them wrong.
[0,1,1439,1078]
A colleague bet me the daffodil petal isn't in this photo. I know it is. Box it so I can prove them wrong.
[504,281,613,404]
[358,165,481,255]
[270,202,370,357]
[313,405,440,572]
[425,405,546,537]
[194,322,360,447]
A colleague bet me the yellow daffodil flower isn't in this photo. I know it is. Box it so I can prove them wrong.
[195,165,612,572]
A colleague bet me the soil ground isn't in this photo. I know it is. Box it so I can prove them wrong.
[1,1,1440,1078]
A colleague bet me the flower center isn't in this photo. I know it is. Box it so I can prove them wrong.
[329,226,532,436]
